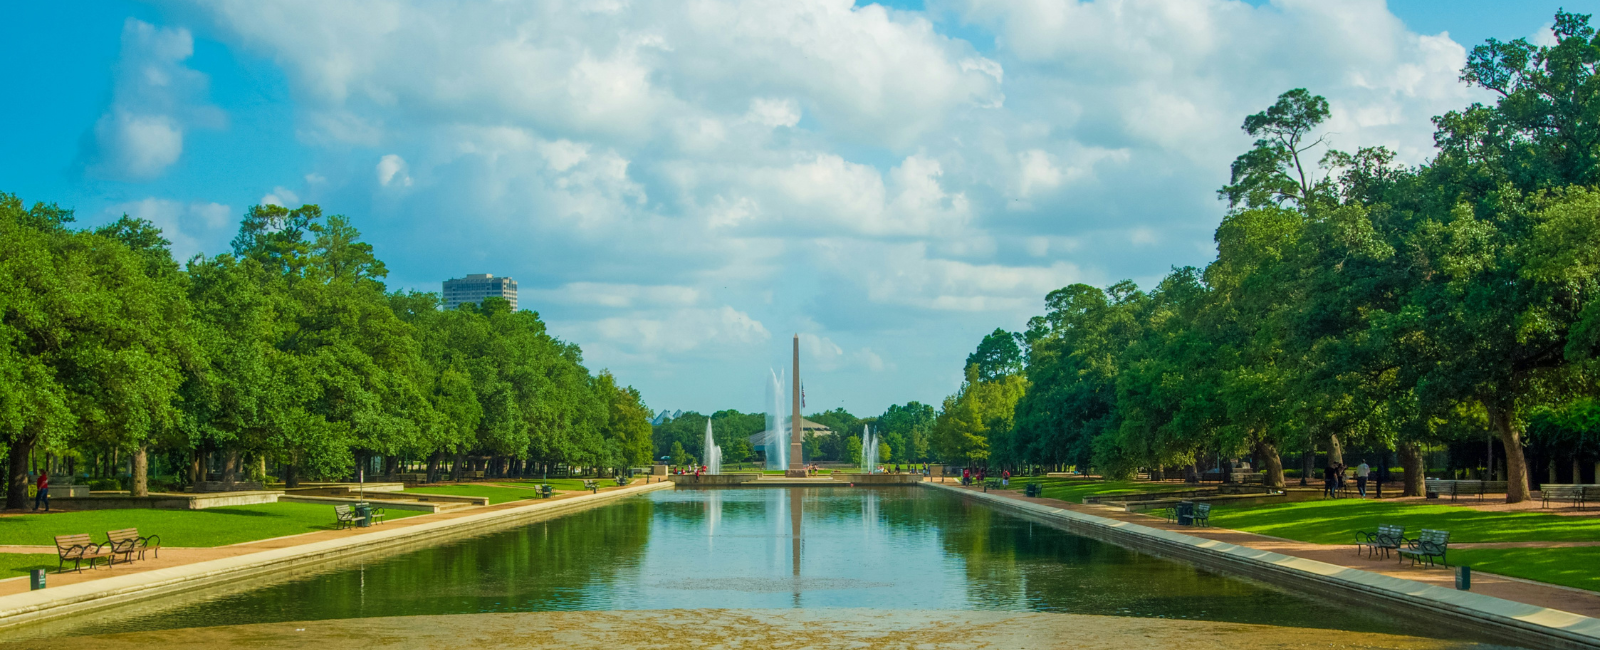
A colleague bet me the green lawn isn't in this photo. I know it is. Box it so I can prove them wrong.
[1209,498,1600,544]
[1005,477,1185,502]
[482,478,628,492]
[404,484,555,505]
[1445,547,1600,592]
[0,553,56,579]
[0,502,421,547]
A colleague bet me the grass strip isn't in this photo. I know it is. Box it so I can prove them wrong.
[0,502,421,547]
[1210,498,1600,544]
[1445,547,1600,592]
[0,553,56,579]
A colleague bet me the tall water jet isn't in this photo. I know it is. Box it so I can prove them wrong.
[861,425,878,473]
[703,419,722,475]
[765,369,787,470]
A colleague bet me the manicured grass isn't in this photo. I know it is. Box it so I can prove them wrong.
[1209,498,1600,544]
[0,553,56,579]
[1005,477,1184,502]
[483,478,628,492]
[0,502,422,547]
[405,485,554,505]
[1445,547,1600,592]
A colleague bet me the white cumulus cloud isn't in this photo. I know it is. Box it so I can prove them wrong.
[83,19,222,180]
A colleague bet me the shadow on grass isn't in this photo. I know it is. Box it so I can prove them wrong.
[195,509,290,518]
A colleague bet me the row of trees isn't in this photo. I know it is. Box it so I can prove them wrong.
[0,199,653,508]
[932,11,1600,502]
[651,401,937,468]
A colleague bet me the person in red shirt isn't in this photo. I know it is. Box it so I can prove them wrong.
[34,473,49,512]
[1002,469,1010,487]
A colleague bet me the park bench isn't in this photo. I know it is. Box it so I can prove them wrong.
[54,534,113,573]
[583,480,599,493]
[334,504,358,529]
[1541,484,1587,510]
[615,475,630,486]
[1192,502,1212,527]
[1426,479,1485,502]
[105,528,161,563]
[541,483,554,498]
[1398,529,1451,568]
[1355,524,1406,559]
[334,503,387,528]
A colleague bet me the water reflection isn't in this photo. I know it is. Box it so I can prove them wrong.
[50,486,1433,639]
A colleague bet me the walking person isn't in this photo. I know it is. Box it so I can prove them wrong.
[1002,469,1010,487]
[1323,463,1337,498]
[33,472,49,512]
[1355,459,1371,498]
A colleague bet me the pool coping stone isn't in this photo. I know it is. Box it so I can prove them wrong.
[927,481,1600,650]
[0,480,672,631]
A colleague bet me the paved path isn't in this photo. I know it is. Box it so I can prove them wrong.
[0,481,660,598]
[939,481,1600,618]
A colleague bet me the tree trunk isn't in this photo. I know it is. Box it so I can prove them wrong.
[1255,439,1285,489]
[189,450,203,487]
[1328,433,1344,467]
[451,453,463,481]
[1300,446,1314,486]
[222,450,240,484]
[132,444,149,497]
[426,452,441,484]
[1574,458,1582,485]
[7,438,32,510]
[1398,441,1425,497]
[1485,401,1531,503]
[284,460,300,488]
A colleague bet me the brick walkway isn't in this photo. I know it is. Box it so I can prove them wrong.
[939,481,1600,618]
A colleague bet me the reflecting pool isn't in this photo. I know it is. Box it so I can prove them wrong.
[43,487,1452,639]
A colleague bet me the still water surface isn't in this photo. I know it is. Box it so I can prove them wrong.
[60,487,1431,637]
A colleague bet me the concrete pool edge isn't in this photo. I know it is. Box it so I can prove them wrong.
[0,481,674,632]
[927,481,1600,650]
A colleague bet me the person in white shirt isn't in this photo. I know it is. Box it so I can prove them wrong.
[1356,460,1371,498]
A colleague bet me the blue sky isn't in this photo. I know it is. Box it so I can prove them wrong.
[1,1,1589,417]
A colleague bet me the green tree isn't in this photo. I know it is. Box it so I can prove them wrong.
[964,328,1024,381]
[933,364,1028,465]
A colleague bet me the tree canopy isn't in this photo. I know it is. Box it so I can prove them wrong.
[1,198,654,507]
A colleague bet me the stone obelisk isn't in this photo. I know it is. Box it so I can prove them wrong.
[787,334,807,477]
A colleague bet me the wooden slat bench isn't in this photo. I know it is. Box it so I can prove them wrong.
[1425,479,1506,501]
[1398,529,1451,568]
[1355,524,1406,559]
[55,534,112,573]
[105,528,161,563]
[334,504,359,529]
[1541,484,1587,509]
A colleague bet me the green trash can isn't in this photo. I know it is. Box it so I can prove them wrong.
[29,569,45,591]
[541,484,553,498]
[354,502,373,528]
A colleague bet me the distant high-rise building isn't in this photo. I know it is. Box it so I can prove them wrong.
[443,273,518,311]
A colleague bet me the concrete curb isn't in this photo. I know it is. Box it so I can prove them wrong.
[926,481,1600,650]
[0,481,673,632]
[277,495,444,512]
